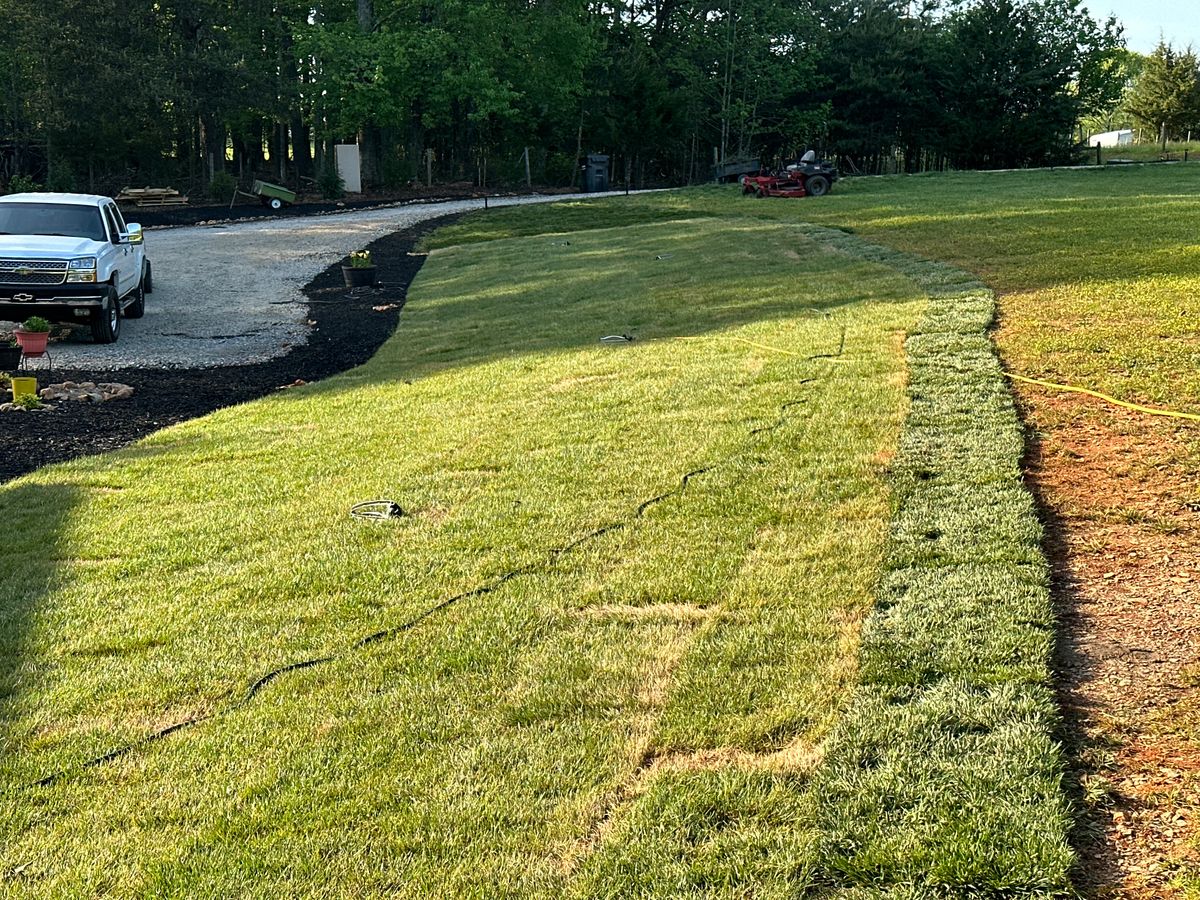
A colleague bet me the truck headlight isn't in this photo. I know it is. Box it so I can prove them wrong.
[67,257,98,283]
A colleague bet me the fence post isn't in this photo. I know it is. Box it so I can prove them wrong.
[1095,143,1101,166]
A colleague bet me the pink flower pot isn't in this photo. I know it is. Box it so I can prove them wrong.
[14,329,50,357]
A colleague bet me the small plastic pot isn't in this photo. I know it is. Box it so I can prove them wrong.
[342,265,377,288]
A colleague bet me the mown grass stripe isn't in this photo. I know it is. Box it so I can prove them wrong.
[800,226,1072,895]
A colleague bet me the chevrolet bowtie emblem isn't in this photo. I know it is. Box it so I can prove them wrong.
[15,267,33,276]
[13,293,34,302]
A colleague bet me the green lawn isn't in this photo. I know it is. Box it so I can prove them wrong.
[2,212,932,896]
[10,173,1147,894]
[432,167,1200,498]
[767,164,1200,894]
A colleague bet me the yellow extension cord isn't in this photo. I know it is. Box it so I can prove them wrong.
[1004,371,1200,424]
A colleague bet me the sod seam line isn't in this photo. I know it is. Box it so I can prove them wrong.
[28,358,836,789]
[797,225,1075,894]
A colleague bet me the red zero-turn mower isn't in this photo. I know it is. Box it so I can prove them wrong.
[741,153,839,199]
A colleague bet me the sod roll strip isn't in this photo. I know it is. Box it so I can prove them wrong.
[801,226,1073,895]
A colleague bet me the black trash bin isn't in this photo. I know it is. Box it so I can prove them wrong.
[583,154,609,192]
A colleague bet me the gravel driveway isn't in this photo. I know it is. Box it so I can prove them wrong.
[19,192,630,370]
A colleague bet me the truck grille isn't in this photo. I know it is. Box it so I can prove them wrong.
[0,258,68,285]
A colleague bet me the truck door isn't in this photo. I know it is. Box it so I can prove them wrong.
[109,203,143,288]
[102,203,137,297]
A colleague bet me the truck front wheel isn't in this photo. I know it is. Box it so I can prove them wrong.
[91,286,121,344]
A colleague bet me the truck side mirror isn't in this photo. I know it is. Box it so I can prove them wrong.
[125,224,144,245]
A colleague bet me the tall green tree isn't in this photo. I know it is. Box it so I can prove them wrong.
[934,0,1123,168]
[815,0,943,173]
[0,0,1135,192]
[1126,41,1200,145]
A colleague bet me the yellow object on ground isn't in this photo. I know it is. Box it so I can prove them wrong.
[1005,372,1200,423]
[10,376,37,402]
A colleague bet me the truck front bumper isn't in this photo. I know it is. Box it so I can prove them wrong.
[0,283,107,324]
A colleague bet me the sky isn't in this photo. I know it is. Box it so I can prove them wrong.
[1094,0,1199,54]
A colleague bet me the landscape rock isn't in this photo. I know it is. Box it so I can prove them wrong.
[40,381,135,403]
[1,402,55,413]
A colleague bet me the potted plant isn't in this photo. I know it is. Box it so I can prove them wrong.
[342,250,377,288]
[13,316,51,357]
[0,338,20,370]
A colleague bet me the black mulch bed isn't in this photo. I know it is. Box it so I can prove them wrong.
[0,212,463,485]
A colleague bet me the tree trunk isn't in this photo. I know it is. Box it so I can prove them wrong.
[293,119,313,180]
[571,119,583,188]
[359,126,381,190]
[274,122,288,183]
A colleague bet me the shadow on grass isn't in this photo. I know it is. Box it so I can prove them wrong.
[0,480,81,787]
[321,219,905,391]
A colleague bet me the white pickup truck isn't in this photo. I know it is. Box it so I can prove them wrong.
[0,192,152,343]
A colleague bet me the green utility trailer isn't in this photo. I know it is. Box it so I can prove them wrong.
[230,180,297,212]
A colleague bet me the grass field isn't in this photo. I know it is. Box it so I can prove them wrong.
[430,165,1200,500]
[416,166,1200,895]
[11,164,1182,894]
[416,165,1200,893]
[787,163,1200,894]
[0,212,935,896]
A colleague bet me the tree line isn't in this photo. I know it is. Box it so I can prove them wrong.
[1091,41,1200,146]
[0,0,1126,196]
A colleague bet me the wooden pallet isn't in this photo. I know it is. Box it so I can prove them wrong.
[133,196,190,208]
[116,187,189,207]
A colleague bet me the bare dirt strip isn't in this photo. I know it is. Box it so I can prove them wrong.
[1012,382,1200,896]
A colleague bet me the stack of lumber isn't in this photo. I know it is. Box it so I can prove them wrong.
[115,187,189,208]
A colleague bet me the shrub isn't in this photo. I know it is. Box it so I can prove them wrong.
[20,316,52,333]
[317,165,345,200]
[46,161,76,193]
[545,152,578,186]
[209,171,238,202]
[380,152,415,189]
[5,174,42,194]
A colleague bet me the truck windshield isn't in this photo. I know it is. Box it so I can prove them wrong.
[0,203,106,242]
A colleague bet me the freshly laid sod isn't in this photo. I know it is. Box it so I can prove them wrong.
[1,211,929,896]
[800,229,1070,893]
[4,180,1106,895]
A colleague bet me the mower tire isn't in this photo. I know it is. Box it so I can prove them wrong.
[806,175,831,197]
